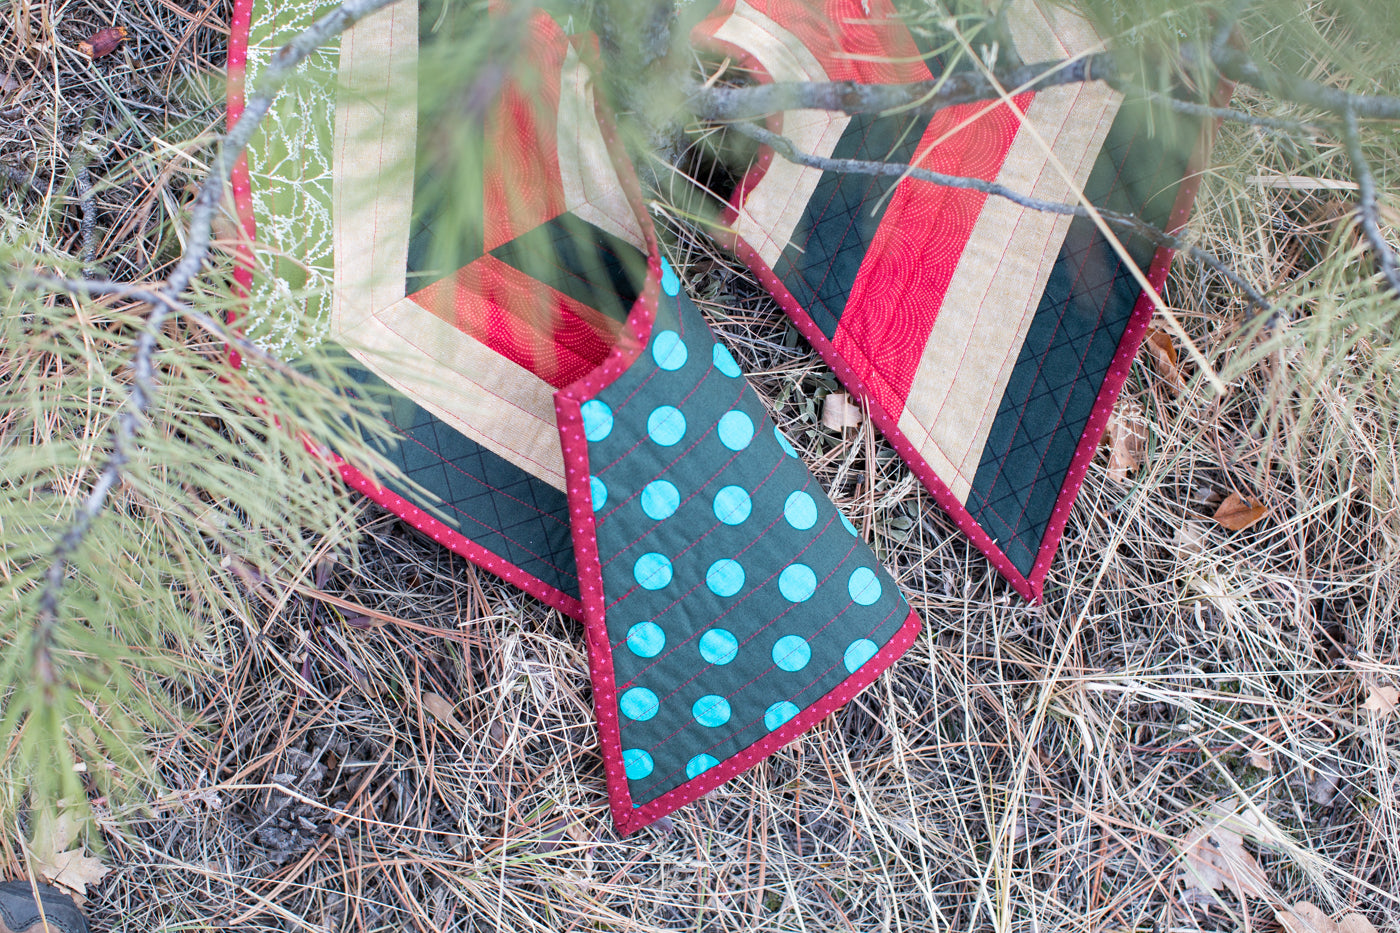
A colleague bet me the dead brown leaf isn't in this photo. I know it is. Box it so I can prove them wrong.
[1362,684,1398,716]
[29,804,108,900]
[37,849,110,898]
[1278,903,1382,933]
[1145,328,1185,392]
[1104,400,1148,483]
[1337,913,1382,933]
[422,692,469,737]
[1212,492,1268,531]
[78,26,127,59]
[821,392,863,431]
[1178,820,1275,905]
[1280,902,1336,933]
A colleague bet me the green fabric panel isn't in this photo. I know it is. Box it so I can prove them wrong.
[243,0,343,351]
[585,265,910,805]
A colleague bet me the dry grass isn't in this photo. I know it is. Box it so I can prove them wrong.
[3,1,1399,931]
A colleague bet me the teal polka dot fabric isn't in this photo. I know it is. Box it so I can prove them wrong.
[583,260,912,806]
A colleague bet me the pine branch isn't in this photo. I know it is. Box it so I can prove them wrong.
[1341,106,1400,298]
[731,120,1276,320]
[27,0,407,682]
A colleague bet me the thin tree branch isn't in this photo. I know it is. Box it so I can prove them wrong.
[1112,80,1317,135]
[692,56,1319,136]
[72,119,101,279]
[731,120,1275,320]
[1341,106,1400,298]
[29,0,406,680]
[1196,42,1400,122]
[689,55,1113,121]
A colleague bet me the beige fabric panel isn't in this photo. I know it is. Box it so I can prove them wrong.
[558,45,647,252]
[716,1,849,268]
[330,1,416,335]
[331,2,567,491]
[898,0,1120,504]
[362,298,568,488]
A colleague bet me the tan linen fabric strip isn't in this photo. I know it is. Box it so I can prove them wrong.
[897,0,1120,504]
[366,298,568,487]
[558,45,647,252]
[715,0,850,269]
[331,2,567,491]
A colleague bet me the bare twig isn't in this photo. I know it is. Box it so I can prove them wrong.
[1198,42,1400,121]
[692,55,1318,137]
[1112,80,1317,135]
[690,55,1112,121]
[72,121,101,279]
[28,0,407,678]
[1341,106,1400,297]
[731,120,1276,319]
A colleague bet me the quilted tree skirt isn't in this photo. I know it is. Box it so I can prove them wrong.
[229,0,1213,831]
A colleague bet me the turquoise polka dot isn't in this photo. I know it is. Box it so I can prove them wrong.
[623,748,654,779]
[713,485,751,525]
[840,512,860,536]
[581,399,613,442]
[778,563,817,603]
[620,687,659,721]
[764,700,800,731]
[772,634,811,672]
[686,754,719,779]
[626,621,666,658]
[651,330,687,371]
[633,552,673,590]
[647,406,686,446]
[660,257,681,297]
[848,566,882,605]
[698,628,738,665]
[640,480,680,520]
[844,638,879,673]
[783,490,817,530]
[692,694,731,727]
[774,427,798,457]
[717,410,755,451]
[706,558,745,598]
[589,476,607,512]
[712,343,741,377]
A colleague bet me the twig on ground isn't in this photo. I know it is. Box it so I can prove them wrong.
[1341,106,1400,297]
[730,120,1276,320]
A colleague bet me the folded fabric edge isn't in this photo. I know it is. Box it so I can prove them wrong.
[553,387,923,835]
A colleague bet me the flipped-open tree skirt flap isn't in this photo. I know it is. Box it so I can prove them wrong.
[229,0,919,833]
[693,0,1220,600]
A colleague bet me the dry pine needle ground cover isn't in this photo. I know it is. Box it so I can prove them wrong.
[2,0,1398,931]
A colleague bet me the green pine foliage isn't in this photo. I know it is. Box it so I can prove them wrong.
[3,0,1398,837]
[0,239,399,821]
